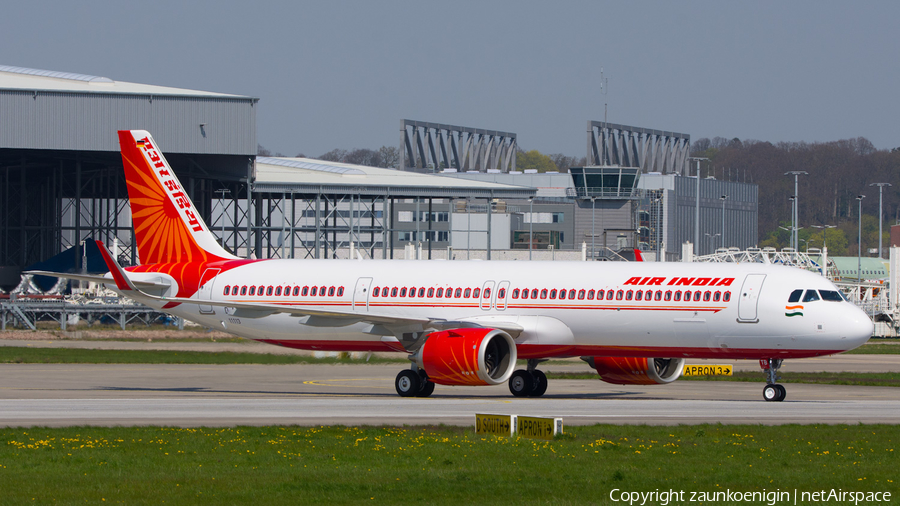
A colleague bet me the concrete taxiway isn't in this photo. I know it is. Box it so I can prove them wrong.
[0,363,898,427]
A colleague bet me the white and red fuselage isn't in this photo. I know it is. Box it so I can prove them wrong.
[130,258,873,361]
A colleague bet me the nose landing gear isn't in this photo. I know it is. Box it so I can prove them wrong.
[760,358,786,402]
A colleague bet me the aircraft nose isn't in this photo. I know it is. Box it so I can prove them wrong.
[841,305,874,350]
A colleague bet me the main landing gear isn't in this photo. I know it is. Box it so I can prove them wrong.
[508,359,548,397]
[395,368,435,398]
[760,358,786,402]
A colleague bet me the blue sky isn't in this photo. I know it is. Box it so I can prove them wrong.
[3,1,898,157]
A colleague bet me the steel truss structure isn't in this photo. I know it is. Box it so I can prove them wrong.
[0,299,168,331]
[588,121,691,174]
[400,120,516,173]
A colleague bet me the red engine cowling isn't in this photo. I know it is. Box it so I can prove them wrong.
[413,328,517,386]
[583,356,685,385]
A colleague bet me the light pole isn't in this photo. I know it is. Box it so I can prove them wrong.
[689,157,709,255]
[720,195,727,250]
[591,196,596,261]
[528,196,534,260]
[869,183,891,258]
[857,195,865,297]
[811,225,836,250]
[784,171,808,251]
[787,196,796,249]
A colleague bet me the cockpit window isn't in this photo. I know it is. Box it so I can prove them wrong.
[819,290,843,302]
[788,289,803,303]
[802,290,820,303]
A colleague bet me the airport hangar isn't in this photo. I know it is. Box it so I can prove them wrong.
[0,64,757,292]
[0,65,535,292]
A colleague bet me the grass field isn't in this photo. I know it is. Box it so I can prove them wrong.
[0,424,894,504]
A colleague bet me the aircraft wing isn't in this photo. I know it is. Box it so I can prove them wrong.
[24,270,171,289]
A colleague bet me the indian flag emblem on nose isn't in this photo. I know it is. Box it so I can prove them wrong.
[785,305,803,317]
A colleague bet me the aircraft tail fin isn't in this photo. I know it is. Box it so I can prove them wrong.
[117,130,238,265]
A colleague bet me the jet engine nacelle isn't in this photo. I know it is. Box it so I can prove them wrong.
[413,328,517,386]
[583,356,685,385]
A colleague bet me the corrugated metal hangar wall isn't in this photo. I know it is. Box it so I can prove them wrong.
[0,66,257,285]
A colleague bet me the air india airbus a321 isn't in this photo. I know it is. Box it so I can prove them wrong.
[31,130,874,401]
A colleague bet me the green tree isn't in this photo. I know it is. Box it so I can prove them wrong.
[516,150,558,173]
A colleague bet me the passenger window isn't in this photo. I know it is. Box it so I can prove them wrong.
[437,288,444,297]
[568,289,576,299]
[373,287,380,297]
[284,286,291,297]
[409,287,416,298]
[275,286,282,296]
[693,291,701,301]
[427,288,434,297]
[338,287,344,296]
[550,289,557,299]
[607,290,614,301]
[320,286,326,296]
[259,285,265,295]
[293,286,300,296]
[521,289,528,299]
[587,289,595,300]
[625,290,633,301]
[223,286,230,296]
[240,286,247,296]
[597,290,604,300]
[723,292,731,302]
[578,289,586,300]
[310,286,316,296]
[819,290,843,302]
[391,287,398,297]
[497,288,504,298]
[464,288,472,298]
[249,286,256,296]
[645,290,653,300]
[512,289,519,299]
[329,287,335,297]
[703,291,711,301]
[788,289,803,303]
[400,288,407,297]
[616,290,624,300]
[265,286,272,296]
[674,291,681,301]
[541,289,548,299]
[482,288,489,298]
[635,290,642,301]
[302,286,309,296]
[418,288,425,297]
[802,290,820,302]
[655,291,662,301]
[713,291,721,302]
[665,291,672,301]
[455,288,462,297]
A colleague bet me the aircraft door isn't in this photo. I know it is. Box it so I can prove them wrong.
[198,268,220,314]
[737,274,766,322]
[353,277,373,311]
[495,280,510,311]
[480,280,496,310]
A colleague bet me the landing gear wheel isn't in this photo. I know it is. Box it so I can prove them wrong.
[416,370,435,397]
[529,370,548,397]
[774,384,786,402]
[508,370,534,397]
[763,383,786,402]
[395,370,421,397]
